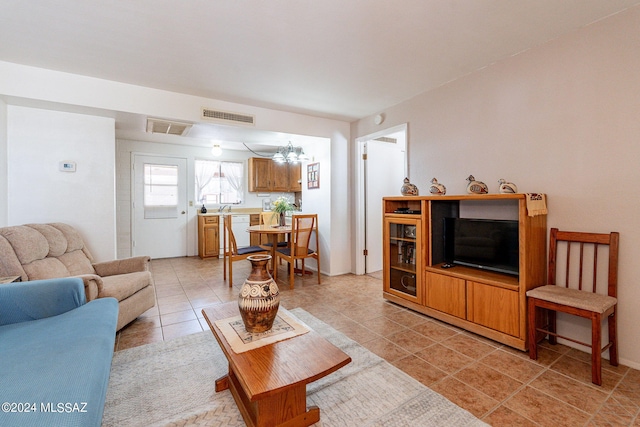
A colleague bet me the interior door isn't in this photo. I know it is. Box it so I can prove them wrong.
[364,130,407,273]
[133,155,188,259]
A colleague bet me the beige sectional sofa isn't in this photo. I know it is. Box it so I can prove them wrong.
[0,223,155,331]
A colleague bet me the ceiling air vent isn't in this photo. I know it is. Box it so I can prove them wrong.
[146,118,192,136]
[374,136,397,143]
[201,108,255,126]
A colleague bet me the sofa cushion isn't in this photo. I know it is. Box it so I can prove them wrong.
[100,271,153,302]
[22,258,71,280]
[0,297,118,427]
[25,223,68,256]
[0,235,26,279]
[51,223,92,256]
[58,250,96,276]
[0,226,49,264]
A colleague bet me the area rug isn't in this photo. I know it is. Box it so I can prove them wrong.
[103,308,487,426]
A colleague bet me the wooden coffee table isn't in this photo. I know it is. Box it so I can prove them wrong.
[202,302,351,427]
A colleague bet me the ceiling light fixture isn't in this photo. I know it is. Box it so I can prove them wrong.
[273,141,309,163]
[211,143,222,157]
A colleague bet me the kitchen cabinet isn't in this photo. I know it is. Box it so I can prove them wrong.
[289,162,302,192]
[198,215,219,259]
[248,158,301,193]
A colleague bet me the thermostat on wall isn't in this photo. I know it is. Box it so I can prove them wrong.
[59,161,76,172]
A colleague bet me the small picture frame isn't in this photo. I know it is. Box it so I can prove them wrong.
[307,162,320,189]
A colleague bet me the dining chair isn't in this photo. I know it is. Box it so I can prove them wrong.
[259,212,289,247]
[223,215,269,287]
[526,228,619,385]
[274,214,320,288]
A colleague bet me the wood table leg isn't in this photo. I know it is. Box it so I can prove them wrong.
[226,367,319,427]
[214,374,229,392]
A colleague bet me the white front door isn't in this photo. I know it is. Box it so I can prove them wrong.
[133,155,188,259]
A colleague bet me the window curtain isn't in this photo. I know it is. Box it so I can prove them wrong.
[222,162,243,202]
[195,160,218,204]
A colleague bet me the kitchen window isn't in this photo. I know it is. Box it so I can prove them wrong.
[195,159,244,205]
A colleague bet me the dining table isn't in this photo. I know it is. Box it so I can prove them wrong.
[246,223,292,267]
[246,223,314,280]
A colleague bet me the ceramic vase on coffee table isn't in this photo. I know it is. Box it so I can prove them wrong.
[238,255,280,333]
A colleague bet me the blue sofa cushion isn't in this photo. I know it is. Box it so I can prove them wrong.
[0,280,118,427]
[0,278,86,326]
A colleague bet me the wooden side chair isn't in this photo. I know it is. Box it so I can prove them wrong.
[527,228,619,385]
[274,214,320,288]
[223,215,269,287]
[259,212,288,249]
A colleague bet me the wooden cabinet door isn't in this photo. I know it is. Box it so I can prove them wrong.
[425,272,466,319]
[198,216,219,258]
[384,217,423,305]
[248,158,271,192]
[289,163,302,192]
[203,225,219,257]
[271,162,290,192]
[467,281,519,337]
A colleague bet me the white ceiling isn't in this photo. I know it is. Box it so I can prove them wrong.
[1,0,638,139]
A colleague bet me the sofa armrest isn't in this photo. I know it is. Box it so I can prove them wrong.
[75,274,104,301]
[93,256,150,277]
[0,277,85,326]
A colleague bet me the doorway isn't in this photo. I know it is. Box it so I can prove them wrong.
[132,155,188,258]
[355,124,408,275]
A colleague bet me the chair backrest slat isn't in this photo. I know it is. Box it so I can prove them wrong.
[592,244,598,293]
[548,228,619,298]
[578,242,584,291]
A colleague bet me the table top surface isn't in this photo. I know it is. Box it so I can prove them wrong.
[247,224,292,234]
[202,302,351,401]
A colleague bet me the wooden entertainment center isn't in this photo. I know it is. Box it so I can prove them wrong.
[383,194,547,350]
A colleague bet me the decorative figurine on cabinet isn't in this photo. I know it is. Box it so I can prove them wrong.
[466,175,489,194]
[400,177,419,196]
[498,179,518,194]
[428,178,446,195]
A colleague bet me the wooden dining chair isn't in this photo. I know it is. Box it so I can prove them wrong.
[527,228,619,385]
[274,214,320,288]
[223,215,269,287]
[259,212,288,248]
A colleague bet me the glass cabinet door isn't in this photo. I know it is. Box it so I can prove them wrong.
[385,217,421,303]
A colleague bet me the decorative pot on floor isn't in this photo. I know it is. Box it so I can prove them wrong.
[238,255,280,333]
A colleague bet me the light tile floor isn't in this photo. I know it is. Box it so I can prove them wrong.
[115,256,640,427]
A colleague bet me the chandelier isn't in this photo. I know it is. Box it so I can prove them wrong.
[272,142,309,163]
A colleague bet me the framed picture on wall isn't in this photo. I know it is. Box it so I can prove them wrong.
[307,162,320,189]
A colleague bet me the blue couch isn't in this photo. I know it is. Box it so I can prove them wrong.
[0,277,118,426]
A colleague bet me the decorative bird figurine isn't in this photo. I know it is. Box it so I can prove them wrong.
[429,178,446,195]
[498,179,518,194]
[466,175,488,194]
[400,177,419,196]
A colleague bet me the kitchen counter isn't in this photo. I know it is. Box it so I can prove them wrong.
[198,207,263,216]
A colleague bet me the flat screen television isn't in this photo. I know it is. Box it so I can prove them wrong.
[443,217,519,276]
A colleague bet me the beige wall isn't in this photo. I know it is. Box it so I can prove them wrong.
[7,106,117,261]
[353,6,640,367]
